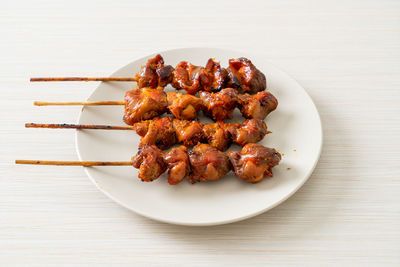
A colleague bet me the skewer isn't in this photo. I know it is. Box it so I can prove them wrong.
[15,143,282,184]
[25,118,270,152]
[15,160,132,166]
[25,123,134,130]
[30,77,137,82]
[34,101,125,106]
[30,55,267,96]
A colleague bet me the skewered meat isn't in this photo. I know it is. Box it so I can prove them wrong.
[123,87,168,125]
[228,119,269,146]
[131,143,281,184]
[167,92,204,120]
[133,117,269,150]
[188,144,231,183]
[132,144,167,182]
[172,61,203,95]
[237,91,278,120]
[164,146,190,185]
[228,143,281,183]
[202,121,232,151]
[227,57,266,94]
[202,119,268,151]
[172,119,203,147]
[133,117,176,149]
[199,58,227,92]
[134,54,174,88]
[200,88,238,121]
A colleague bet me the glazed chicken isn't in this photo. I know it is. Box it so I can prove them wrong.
[199,58,227,92]
[201,121,232,151]
[188,144,231,183]
[172,61,203,95]
[131,143,281,184]
[228,143,281,183]
[130,55,267,93]
[226,57,266,94]
[172,119,203,147]
[167,92,204,120]
[237,91,278,120]
[133,118,268,150]
[202,119,268,151]
[132,144,167,182]
[123,87,168,125]
[134,54,174,88]
[164,146,190,185]
[200,88,238,121]
[228,119,269,146]
[133,117,177,149]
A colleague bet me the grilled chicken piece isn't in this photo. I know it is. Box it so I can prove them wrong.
[133,117,177,149]
[134,54,174,88]
[202,119,268,150]
[123,88,168,125]
[228,143,281,183]
[188,144,231,183]
[227,57,266,94]
[172,61,203,95]
[167,92,203,120]
[237,91,278,120]
[228,119,268,146]
[199,58,227,92]
[164,146,190,185]
[200,88,238,121]
[172,119,203,147]
[132,144,167,182]
[202,121,232,151]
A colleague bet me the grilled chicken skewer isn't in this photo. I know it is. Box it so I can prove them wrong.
[31,54,267,95]
[34,87,278,123]
[16,143,281,185]
[25,118,270,151]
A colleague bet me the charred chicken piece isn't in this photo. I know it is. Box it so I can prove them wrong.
[172,61,203,95]
[202,121,232,151]
[199,58,227,92]
[134,54,174,88]
[167,92,203,120]
[227,57,266,94]
[188,144,231,183]
[164,146,190,185]
[228,119,268,146]
[237,91,278,120]
[228,143,281,183]
[132,144,167,182]
[200,88,238,121]
[172,119,203,147]
[123,88,168,125]
[133,117,177,150]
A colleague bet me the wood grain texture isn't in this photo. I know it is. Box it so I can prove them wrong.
[0,0,399,266]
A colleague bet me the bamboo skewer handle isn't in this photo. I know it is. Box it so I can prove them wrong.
[15,160,132,166]
[34,101,125,106]
[25,123,135,130]
[30,77,138,82]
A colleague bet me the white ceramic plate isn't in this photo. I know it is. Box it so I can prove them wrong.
[76,48,322,226]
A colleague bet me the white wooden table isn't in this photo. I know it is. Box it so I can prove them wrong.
[1,0,399,266]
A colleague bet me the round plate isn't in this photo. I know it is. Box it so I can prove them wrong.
[76,48,322,226]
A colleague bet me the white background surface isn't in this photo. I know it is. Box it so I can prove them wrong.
[1,0,399,266]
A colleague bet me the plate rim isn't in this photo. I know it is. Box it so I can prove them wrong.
[75,47,323,226]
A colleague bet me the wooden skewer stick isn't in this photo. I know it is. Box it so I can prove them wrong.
[30,77,138,82]
[25,123,134,130]
[15,160,132,166]
[34,101,125,106]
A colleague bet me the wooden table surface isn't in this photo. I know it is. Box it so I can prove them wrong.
[1,0,399,266]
